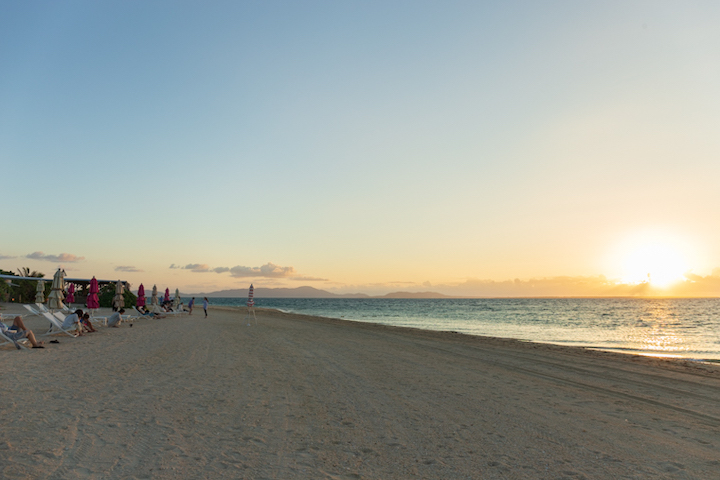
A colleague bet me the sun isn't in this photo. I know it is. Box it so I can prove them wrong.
[619,240,689,288]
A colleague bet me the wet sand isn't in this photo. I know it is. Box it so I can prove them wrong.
[1,304,720,479]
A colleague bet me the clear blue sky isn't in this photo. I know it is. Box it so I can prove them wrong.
[2,1,720,296]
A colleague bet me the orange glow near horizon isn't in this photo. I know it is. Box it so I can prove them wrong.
[619,240,689,288]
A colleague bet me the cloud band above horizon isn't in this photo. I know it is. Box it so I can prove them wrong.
[169,262,327,281]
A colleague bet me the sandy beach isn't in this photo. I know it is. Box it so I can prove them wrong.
[1,304,719,479]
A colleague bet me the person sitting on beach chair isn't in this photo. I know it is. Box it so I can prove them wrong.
[1,316,45,349]
[137,305,166,319]
[107,309,125,328]
[62,309,85,336]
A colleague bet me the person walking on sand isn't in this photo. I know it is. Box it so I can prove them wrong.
[203,297,208,318]
[188,297,195,315]
[1,316,45,348]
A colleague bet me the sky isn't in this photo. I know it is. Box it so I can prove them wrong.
[2,1,720,297]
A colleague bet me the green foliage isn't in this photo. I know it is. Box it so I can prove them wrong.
[98,283,116,308]
[0,269,11,302]
[9,268,46,304]
[124,288,137,309]
[98,283,137,309]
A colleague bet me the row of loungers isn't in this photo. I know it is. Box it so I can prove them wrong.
[0,303,188,349]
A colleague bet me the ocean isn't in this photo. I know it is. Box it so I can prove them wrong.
[207,297,720,361]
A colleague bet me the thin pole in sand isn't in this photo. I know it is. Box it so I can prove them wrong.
[246,306,257,326]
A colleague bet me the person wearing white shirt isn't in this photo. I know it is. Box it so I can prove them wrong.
[62,309,84,335]
[107,309,125,328]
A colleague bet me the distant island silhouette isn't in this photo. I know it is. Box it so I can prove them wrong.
[187,286,451,299]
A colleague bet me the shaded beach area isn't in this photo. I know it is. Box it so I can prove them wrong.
[2,304,720,479]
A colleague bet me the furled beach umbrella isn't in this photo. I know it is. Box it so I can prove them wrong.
[87,276,100,309]
[66,283,75,305]
[164,288,170,303]
[151,285,159,306]
[173,288,181,309]
[136,284,146,307]
[246,284,256,326]
[47,268,66,311]
[112,281,125,310]
[247,284,255,308]
[35,280,46,304]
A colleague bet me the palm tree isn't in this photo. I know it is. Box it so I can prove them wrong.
[15,267,45,303]
[17,267,44,278]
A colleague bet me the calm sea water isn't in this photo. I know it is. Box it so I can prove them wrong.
[209,297,720,361]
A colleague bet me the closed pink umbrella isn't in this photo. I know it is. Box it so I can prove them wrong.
[164,288,170,303]
[66,283,75,304]
[87,276,100,309]
[136,284,146,307]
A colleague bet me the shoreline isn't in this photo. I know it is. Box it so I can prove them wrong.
[209,297,720,362]
[221,305,720,373]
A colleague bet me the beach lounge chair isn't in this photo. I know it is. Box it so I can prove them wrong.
[35,303,51,313]
[56,311,108,328]
[133,306,159,319]
[40,312,79,337]
[23,304,43,318]
[0,316,30,350]
[0,328,29,349]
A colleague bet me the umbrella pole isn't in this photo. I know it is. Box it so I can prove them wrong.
[246,307,256,326]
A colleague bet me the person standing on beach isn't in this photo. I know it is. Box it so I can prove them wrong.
[188,297,195,315]
[203,297,208,318]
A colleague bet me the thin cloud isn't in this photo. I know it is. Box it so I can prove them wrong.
[288,276,329,282]
[169,263,211,272]
[115,266,143,273]
[26,252,84,263]
[229,263,295,278]
[0,254,16,259]
[184,264,211,272]
[171,261,321,280]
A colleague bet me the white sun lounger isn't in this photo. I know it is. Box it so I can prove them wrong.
[35,303,51,313]
[23,304,43,318]
[55,311,108,328]
[133,306,159,319]
[41,312,79,337]
[0,329,29,349]
[0,318,30,350]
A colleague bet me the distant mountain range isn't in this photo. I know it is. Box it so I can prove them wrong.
[188,286,450,299]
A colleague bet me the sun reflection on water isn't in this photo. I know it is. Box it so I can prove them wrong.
[629,302,688,355]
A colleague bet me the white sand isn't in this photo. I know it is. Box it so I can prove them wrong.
[2,303,720,479]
